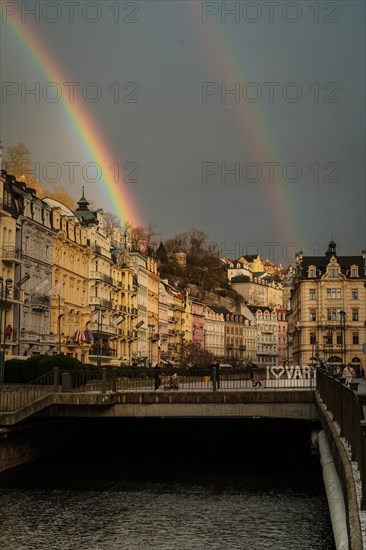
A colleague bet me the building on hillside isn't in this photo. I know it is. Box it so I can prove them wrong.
[288,241,366,368]
[191,299,205,348]
[204,306,225,359]
[210,306,257,364]
[230,274,283,309]
[158,280,186,365]
[248,306,279,366]
[227,258,252,282]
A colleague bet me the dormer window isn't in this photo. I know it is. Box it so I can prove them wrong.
[350,266,359,278]
[308,266,316,278]
[328,268,339,278]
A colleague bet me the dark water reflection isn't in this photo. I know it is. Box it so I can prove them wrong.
[0,419,335,550]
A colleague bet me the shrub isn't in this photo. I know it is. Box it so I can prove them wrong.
[4,354,86,383]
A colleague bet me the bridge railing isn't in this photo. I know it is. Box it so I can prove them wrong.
[111,366,316,391]
[0,366,316,413]
[0,370,55,412]
[316,368,366,509]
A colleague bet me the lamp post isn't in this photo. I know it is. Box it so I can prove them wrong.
[180,331,185,367]
[329,325,334,366]
[339,310,346,366]
[0,278,13,383]
[310,331,316,367]
[95,307,105,368]
[148,323,154,367]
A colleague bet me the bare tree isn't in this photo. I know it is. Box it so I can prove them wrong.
[144,221,160,253]
[4,142,45,196]
[4,142,32,177]
[103,212,121,233]
[130,225,146,252]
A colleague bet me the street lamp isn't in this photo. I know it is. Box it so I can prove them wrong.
[339,310,346,366]
[0,278,13,383]
[94,307,105,367]
[148,324,154,367]
[325,325,333,366]
[310,332,318,368]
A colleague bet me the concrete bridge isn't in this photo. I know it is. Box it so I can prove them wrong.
[0,366,317,426]
[0,366,365,549]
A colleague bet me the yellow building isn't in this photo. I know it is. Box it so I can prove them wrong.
[146,257,160,365]
[289,241,366,368]
[43,197,90,361]
[112,248,138,365]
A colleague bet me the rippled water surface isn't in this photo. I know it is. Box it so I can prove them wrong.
[0,419,335,550]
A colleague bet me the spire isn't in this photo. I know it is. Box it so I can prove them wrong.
[77,186,89,210]
[326,239,337,257]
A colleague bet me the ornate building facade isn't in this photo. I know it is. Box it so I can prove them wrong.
[288,241,366,368]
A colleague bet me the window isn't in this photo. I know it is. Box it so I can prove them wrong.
[336,332,342,345]
[352,309,359,321]
[352,289,358,299]
[309,289,316,300]
[327,309,338,321]
[328,268,339,278]
[350,266,359,278]
[310,333,316,344]
[308,267,316,278]
[326,288,341,300]
[310,309,316,321]
[353,332,359,345]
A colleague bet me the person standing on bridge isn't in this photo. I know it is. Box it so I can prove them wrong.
[154,363,161,390]
[343,363,354,387]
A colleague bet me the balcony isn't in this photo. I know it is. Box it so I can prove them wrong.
[2,245,22,263]
[87,322,117,335]
[20,331,56,343]
[90,271,114,286]
[89,297,114,309]
[30,293,51,309]
[2,287,22,304]
[89,346,117,357]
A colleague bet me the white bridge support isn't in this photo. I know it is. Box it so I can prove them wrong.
[313,430,349,550]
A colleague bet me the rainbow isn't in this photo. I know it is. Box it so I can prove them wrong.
[2,13,142,227]
[185,4,305,247]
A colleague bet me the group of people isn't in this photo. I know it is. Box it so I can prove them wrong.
[154,363,179,391]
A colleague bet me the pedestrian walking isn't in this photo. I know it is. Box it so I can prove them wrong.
[154,363,161,390]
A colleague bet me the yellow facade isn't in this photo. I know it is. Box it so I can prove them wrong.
[48,206,90,360]
[290,245,366,368]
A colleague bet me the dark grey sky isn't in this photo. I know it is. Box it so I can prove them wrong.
[1,0,365,264]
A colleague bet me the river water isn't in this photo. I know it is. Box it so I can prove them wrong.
[0,419,335,550]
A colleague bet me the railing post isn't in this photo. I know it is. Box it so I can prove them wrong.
[53,367,59,390]
[360,420,366,510]
[102,368,107,394]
